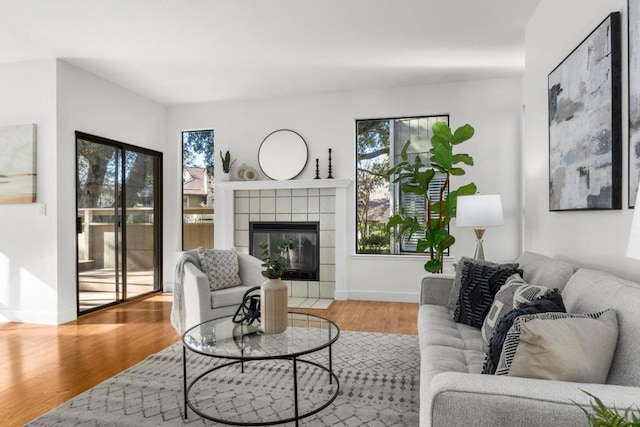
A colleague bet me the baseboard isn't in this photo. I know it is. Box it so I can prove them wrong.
[334,290,419,303]
[0,307,73,325]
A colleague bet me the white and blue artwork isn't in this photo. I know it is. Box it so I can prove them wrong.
[548,13,621,211]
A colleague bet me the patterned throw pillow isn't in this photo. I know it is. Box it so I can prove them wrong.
[482,290,565,375]
[481,274,553,345]
[495,309,618,384]
[196,247,241,291]
[453,263,523,328]
[446,257,519,312]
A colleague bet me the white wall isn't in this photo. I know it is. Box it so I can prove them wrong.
[0,60,167,325]
[522,0,640,280]
[167,78,523,302]
[0,60,58,323]
[56,60,167,322]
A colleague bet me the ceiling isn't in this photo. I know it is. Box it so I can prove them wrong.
[0,0,541,106]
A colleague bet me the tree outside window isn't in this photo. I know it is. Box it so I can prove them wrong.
[355,115,448,254]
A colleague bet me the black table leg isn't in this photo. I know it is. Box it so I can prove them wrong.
[183,345,188,419]
[329,342,333,385]
[293,357,299,427]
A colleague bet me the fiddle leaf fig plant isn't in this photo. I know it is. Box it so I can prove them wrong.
[387,122,477,273]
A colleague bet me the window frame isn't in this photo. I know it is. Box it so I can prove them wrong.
[355,114,449,256]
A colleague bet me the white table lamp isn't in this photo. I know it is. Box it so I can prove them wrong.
[456,194,504,260]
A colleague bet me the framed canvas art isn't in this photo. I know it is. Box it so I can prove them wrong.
[548,13,621,211]
[630,0,640,207]
[0,124,37,203]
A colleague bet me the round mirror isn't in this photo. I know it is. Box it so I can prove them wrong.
[258,129,308,180]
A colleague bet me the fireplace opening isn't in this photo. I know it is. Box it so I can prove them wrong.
[249,222,320,281]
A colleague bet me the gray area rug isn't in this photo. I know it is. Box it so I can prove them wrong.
[28,331,419,426]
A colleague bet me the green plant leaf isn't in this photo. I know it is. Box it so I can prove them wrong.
[425,258,442,273]
[416,238,430,253]
[450,167,465,176]
[432,121,453,141]
[451,124,475,144]
[452,153,474,166]
[400,140,411,161]
[457,182,478,196]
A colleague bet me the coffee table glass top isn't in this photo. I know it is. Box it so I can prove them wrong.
[183,312,339,359]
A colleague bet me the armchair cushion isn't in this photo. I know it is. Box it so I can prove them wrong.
[197,247,241,291]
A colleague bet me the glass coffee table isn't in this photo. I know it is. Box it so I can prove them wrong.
[182,312,340,426]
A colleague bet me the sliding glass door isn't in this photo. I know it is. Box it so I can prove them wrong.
[76,132,162,314]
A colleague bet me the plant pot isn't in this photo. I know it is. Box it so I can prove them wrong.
[260,278,288,334]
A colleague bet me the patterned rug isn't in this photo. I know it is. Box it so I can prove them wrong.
[28,331,420,426]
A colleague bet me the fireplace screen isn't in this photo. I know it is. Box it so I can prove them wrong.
[249,222,320,281]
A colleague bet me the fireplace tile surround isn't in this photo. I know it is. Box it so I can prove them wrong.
[215,179,351,302]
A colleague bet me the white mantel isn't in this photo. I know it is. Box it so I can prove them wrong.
[215,178,352,300]
[216,178,351,191]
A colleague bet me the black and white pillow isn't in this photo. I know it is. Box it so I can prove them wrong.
[197,247,242,291]
[446,257,519,312]
[453,262,523,328]
[482,290,565,375]
[481,274,554,345]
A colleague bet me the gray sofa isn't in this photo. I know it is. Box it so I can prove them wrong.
[418,251,640,427]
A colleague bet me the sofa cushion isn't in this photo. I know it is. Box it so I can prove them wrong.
[418,304,486,393]
[495,309,618,384]
[482,290,565,375]
[446,257,519,312]
[481,274,553,345]
[454,263,523,328]
[516,252,576,292]
[197,247,242,291]
[562,268,640,387]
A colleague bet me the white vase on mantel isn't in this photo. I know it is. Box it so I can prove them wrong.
[260,278,288,334]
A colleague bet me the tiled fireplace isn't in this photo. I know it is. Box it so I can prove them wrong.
[215,179,350,305]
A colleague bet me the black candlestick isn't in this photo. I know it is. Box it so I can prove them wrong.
[314,158,321,179]
[327,148,334,179]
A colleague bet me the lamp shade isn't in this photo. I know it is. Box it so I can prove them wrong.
[456,194,504,227]
[627,193,640,260]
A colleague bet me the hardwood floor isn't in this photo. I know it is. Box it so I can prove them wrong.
[0,294,417,426]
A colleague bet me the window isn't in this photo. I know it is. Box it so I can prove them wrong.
[355,115,449,254]
[182,129,214,250]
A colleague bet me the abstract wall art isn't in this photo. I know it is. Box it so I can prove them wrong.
[630,0,640,207]
[548,12,621,211]
[0,124,37,204]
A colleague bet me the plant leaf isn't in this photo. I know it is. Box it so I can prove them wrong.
[432,121,453,141]
[425,258,442,273]
[451,124,475,144]
[452,153,474,166]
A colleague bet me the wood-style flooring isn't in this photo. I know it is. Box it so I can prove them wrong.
[0,294,418,427]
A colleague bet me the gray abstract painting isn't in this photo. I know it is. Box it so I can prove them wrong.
[630,0,640,206]
[548,13,621,211]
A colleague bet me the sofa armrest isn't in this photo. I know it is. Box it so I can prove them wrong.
[182,262,211,331]
[426,372,640,427]
[238,253,265,287]
[420,273,455,306]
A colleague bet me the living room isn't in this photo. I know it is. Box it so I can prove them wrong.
[2,0,639,425]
